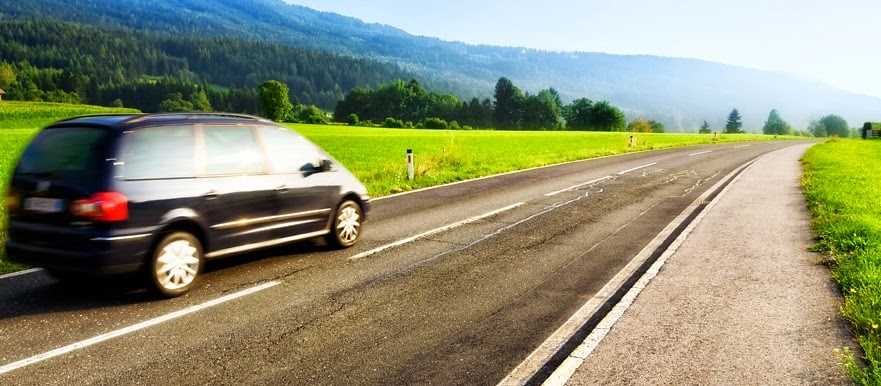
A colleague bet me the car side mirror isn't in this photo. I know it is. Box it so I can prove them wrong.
[320,159,333,172]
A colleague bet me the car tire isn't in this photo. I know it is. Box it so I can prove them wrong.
[148,232,203,298]
[325,200,362,249]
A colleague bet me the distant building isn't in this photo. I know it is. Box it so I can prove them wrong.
[863,122,880,139]
[0,88,5,101]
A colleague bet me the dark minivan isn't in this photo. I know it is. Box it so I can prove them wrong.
[5,113,370,297]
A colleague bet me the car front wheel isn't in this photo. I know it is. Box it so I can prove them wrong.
[148,232,203,297]
[325,200,362,248]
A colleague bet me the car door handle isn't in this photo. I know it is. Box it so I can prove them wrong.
[275,185,289,193]
[202,190,219,200]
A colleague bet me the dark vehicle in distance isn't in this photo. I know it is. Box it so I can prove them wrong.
[4,113,370,297]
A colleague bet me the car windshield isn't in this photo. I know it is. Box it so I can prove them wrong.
[16,126,109,184]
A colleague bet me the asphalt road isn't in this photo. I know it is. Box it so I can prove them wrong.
[0,141,812,385]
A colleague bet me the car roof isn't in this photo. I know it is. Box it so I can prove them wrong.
[49,113,275,130]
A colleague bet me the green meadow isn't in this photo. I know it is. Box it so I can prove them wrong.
[802,139,881,384]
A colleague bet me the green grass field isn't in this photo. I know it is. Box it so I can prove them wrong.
[0,101,796,275]
[802,139,881,384]
[0,101,140,130]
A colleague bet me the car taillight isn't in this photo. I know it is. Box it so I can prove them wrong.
[5,191,19,211]
[71,192,128,222]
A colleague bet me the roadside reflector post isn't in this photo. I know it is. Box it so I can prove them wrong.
[407,149,414,180]
[713,132,718,141]
[629,135,635,147]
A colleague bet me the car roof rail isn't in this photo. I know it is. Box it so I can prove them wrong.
[53,113,140,123]
[122,112,272,124]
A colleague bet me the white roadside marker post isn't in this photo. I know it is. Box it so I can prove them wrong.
[407,148,414,180]
[629,135,635,147]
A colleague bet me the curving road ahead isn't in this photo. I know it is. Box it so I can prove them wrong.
[0,141,811,385]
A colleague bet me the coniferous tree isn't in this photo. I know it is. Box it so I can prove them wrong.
[492,77,524,130]
[725,108,744,133]
[698,120,711,134]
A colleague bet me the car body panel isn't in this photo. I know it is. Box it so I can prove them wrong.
[4,113,370,282]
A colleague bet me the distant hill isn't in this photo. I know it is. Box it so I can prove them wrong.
[1,0,878,131]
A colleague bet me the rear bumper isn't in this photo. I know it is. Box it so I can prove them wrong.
[5,221,153,275]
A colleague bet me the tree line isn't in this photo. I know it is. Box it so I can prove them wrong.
[334,77,648,132]
[697,107,844,137]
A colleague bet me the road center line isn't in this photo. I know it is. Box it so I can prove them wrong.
[617,162,658,175]
[734,144,752,149]
[544,176,613,197]
[348,202,525,260]
[688,150,713,156]
[0,281,281,375]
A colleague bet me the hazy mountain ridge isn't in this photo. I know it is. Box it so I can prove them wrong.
[1,0,878,131]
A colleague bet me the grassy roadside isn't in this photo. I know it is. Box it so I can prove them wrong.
[292,124,796,196]
[802,139,881,384]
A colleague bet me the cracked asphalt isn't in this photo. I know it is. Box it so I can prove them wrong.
[0,141,822,385]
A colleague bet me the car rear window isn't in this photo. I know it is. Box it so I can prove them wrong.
[16,127,110,185]
[119,125,196,180]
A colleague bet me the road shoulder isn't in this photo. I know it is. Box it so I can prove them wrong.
[566,143,855,385]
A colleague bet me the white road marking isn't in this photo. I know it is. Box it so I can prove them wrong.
[617,162,658,175]
[348,202,525,260]
[544,176,613,197]
[0,281,281,375]
[688,150,713,156]
[0,268,44,280]
[734,144,752,149]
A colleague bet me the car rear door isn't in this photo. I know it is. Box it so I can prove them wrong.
[196,124,279,255]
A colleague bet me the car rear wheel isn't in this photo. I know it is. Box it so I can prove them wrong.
[148,232,203,297]
[325,200,362,248]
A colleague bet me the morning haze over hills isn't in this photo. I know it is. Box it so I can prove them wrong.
[1,0,878,131]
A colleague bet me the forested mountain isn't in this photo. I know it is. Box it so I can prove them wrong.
[1,0,879,130]
[0,18,415,112]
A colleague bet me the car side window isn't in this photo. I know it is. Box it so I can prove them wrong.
[258,126,322,174]
[120,125,195,180]
[202,125,265,176]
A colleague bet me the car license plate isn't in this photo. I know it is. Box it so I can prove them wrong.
[24,197,65,213]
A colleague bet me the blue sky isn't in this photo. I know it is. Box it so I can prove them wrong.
[284,0,881,99]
